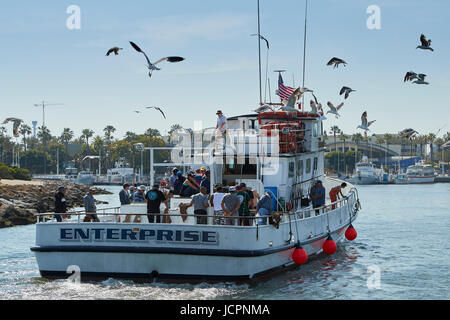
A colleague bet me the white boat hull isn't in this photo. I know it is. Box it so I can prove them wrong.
[31,192,358,282]
[406,176,435,184]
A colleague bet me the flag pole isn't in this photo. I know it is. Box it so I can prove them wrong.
[257,0,263,106]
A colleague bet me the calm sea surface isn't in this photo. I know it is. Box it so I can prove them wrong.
[0,184,449,300]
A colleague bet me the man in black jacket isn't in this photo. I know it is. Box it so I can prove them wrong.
[54,186,68,222]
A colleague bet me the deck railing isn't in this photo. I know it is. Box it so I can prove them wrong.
[34,189,359,227]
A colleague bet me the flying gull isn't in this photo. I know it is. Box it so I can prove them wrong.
[146,106,167,119]
[339,86,356,99]
[129,41,185,78]
[327,57,347,69]
[399,128,418,139]
[416,34,434,51]
[413,74,429,85]
[281,87,313,111]
[2,118,24,137]
[106,47,123,56]
[404,71,420,82]
[326,102,344,118]
[357,112,376,131]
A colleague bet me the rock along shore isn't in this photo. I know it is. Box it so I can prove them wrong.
[0,180,112,228]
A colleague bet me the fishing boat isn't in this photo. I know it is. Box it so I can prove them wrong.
[30,1,361,282]
[404,161,435,184]
[30,110,361,282]
[348,156,383,185]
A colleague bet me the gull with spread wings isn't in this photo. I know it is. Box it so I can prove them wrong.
[416,34,434,51]
[339,86,356,99]
[146,107,167,119]
[129,41,185,78]
[106,47,123,56]
[2,118,24,137]
[326,102,344,118]
[357,112,376,131]
[327,57,347,69]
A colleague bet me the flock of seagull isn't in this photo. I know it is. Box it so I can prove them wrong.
[106,41,186,119]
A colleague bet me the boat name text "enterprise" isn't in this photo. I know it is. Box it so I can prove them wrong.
[59,228,219,245]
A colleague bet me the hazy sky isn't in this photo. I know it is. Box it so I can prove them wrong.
[0,0,449,140]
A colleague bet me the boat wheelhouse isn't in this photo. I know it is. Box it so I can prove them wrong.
[31,110,361,282]
[405,161,435,184]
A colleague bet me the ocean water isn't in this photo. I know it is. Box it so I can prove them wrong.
[0,184,449,300]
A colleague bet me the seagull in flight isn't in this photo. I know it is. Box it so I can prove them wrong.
[134,111,141,114]
[2,118,23,137]
[311,93,324,114]
[413,74,429,85]
[106,47,123,56]
[283,87,313,110]
[399,128,418,139]
[357,112,376,131]
[327,57,347,69]
[146,106,167,119]
[339,86,356,99]
[404,71,420,82]
[416,34,434,51]
[326,102,344,118]
[129,41,185,78]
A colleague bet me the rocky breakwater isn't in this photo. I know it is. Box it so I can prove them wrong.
[0,181,112,228]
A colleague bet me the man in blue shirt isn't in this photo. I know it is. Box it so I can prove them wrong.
[309,180,326,215]
[169,168,179,188]
[200,171,211,194]
[119,184,131,205]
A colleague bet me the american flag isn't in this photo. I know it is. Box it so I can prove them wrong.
[277,73,295,101]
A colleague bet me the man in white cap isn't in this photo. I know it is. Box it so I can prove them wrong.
[221,186,241,226]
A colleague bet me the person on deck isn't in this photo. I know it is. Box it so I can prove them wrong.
[221,186,241,226]
[180,173,200,197]
[236,183,251,226]
[119,183,131,205]
[54,186,68,222]
[210,185,226,225]
[133,186,146,203]
[200,171,211,194]
[309,180,326,216]
[83,188,100,222]
[329,183,347,210]
[173,171,185,195]
[145,184,169,224]
[256,192,272,225]
[169,168,179,188]
[185,186,210,225]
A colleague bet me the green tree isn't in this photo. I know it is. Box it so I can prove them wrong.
[19,124,32,151]
[81,129,95,146]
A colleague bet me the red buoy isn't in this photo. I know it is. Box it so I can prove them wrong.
[292,247,308,265]
[345,224,357,241]
[323,235,337,255]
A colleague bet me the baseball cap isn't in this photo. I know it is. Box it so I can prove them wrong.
[316,180,322,184]
[229,186,236,192]
[216,110,223,115]
[201,166,207,171]
[177,171,183,176]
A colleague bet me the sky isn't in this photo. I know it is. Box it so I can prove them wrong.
[0,0,449,140]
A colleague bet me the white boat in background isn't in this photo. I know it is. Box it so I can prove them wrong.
[405,161,435,184]
[349,156,383,185]
[393,173,409,184]
[75,171,95,186]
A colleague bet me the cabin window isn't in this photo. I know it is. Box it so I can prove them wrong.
[313,157,318,171]
[306,158,311,174]
[289,161,295,178]
[298,159,304,176]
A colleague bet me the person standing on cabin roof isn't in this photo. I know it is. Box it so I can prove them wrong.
[215,110,228,151]
[119,183,131,205]
[54,186,68,222]
[309,180,325,216]
[221,186,241,226]
[329,183,347,210]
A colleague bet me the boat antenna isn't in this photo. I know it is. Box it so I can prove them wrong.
[301,0,309,109]
[257,0,263,106]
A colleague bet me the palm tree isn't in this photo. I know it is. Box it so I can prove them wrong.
[168,124,183,143]
[352,133,363,164]
[427,133,437,163]
[19,124,32,151]
[144,128,161,138]
[37,126,52,145]
[103,125,116,169]
[81,129,95,146]
[125,131,139,142]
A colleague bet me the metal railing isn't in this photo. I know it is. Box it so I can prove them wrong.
[34,189,359,227]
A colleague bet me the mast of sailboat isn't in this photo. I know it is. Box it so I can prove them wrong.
[257,0,263,106]
[301,0,309,108]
